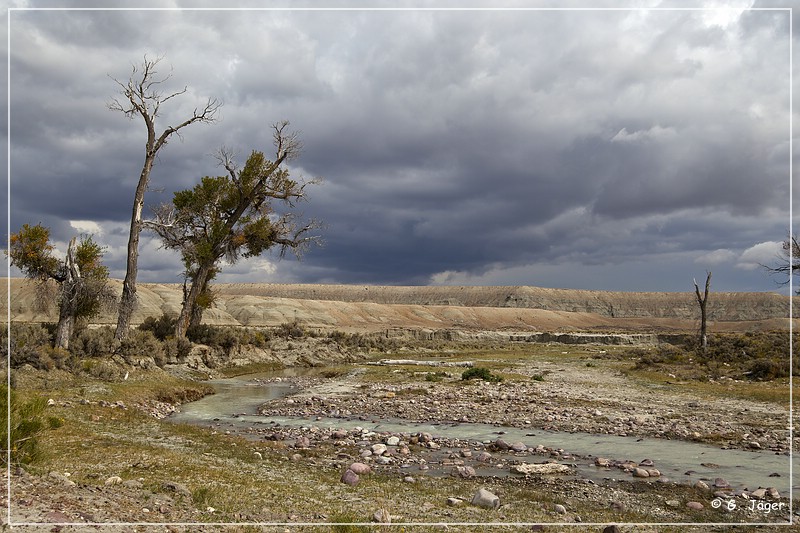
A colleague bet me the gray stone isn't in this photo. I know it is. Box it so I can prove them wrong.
[510,441,528,452]
[372,508,391,523]
[455,466,476,479]
[494,439,510,451]
[371,443,388,456]
[349,462,371,475]
[694,480,709,490]
[510,463,571,475]
[639,458,654,467]
[386,436,400,446]
[632,468,650,478]
[471,488,500,510]
[714,477,730,488]
[594,457,611,467]
[447,497,463,507]
[554,503,567,514]
[340,469,360,486]
[751,488,767,499]
[603,526,621,533]
[476,451,493,463]
[162,481,191,498]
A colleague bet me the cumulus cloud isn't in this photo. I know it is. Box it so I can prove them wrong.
[736,241,783,271]
[5,6,792,292]
[695,249,738,266]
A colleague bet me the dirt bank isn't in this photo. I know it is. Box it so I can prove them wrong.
[3,278,794,334]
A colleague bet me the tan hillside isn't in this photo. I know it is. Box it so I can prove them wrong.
[2,278,794,334]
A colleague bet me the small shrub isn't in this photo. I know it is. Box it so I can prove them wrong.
[425,371,448,382]
[70,326,115,358]
[81,358,124,381]
[138,313,178,341]
[275,320,306,339]
[164,336,194,363]
[461,367,503,383]
[118,329,166,367]
[532,374,545,382]
[187,324,238,351]
[1,384,63,466]
[6,323,53,369]
[747,358,787,381]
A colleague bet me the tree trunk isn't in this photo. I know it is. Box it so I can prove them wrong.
[175,262,214,338]
[55,238,81,350]
[115,154,155,340]
[694,272,711,354]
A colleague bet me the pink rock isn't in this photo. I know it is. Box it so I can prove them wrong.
[340,469,359,486]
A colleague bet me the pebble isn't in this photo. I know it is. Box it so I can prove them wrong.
[686,501,704,510]
[632,468,650,478]
[105,476,123,486]
[386,436,400,446]
[340,469,359,486]
[455,466,476,479]
[471,488,500,510]
[349,462,371,475]
[554,503,567,514]
[372,508,391,523]
[510,441,527,452]
[447,497,463,507]
[371,443,388,456]
[610,501,626,512]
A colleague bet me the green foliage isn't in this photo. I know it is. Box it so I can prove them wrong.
[425,371,448,382]
[1,384,63,466]
[186,324,270,351]
[150,142,317,337]
[139,314,179,341]
[627,332,797,381]
[275,319,306,339]
[461,366,503,383]
[8,223,60,280]
[118,329,166,367]
[70,326,116,358]
[4,323,60,369]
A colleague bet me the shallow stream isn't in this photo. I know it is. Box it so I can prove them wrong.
[168,370,796,495]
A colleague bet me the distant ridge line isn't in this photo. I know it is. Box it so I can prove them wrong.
[211,283,792,321]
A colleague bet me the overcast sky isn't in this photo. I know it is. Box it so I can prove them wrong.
[3,1,796,293]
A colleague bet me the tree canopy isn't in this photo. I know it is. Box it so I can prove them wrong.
[148,122,319,337]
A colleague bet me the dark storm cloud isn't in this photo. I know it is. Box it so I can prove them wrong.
[4,4,793,291]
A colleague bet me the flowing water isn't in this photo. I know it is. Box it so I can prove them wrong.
[168,371,796,495]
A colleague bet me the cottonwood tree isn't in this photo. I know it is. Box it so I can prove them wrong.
[109,55,221,341]
[9,224,114,350]
[147,122,319,338]
[764,236,800,294]
[693,271,711,353]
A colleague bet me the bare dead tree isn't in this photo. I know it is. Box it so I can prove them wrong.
[109,55,221,340]
[694,271,711,353]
